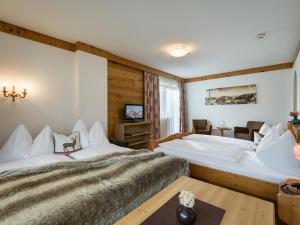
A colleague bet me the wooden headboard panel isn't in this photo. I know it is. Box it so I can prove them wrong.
[288,122,300,143]
[149,129,195,150]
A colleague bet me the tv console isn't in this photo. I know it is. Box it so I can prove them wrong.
[121,120,144,123]
[114,122,151,150]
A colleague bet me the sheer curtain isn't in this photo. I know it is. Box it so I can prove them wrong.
[159,77,180,137]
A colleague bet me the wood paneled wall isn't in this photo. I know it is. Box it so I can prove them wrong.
[108,61,144,138]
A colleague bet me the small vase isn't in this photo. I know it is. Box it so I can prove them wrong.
[176,205,196,225]
[293,116,299,124]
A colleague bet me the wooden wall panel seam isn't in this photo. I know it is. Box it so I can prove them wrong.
[184,62,294,83]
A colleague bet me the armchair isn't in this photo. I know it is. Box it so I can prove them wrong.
[234,121,264,141]
[192,119,212,135]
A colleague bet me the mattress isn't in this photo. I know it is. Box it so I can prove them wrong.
[155,146,300,183]
[0,154,71,172]
[69,143,132,160]
[183,134,255,151]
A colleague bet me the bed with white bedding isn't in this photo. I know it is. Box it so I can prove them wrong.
[151,129,300,202]
[0,121,190,225]
[155,143,297,184]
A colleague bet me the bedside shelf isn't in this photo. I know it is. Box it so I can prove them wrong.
[125,131,150,138]
[128,140,149,147]
[114,122,151,149]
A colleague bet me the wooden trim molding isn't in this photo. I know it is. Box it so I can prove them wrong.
[185,62,294,83]
[293,39,300,63]
[0,20,75,51]
[0,20,183,82]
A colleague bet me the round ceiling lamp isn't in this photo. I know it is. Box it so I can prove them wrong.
[169,45,191,57]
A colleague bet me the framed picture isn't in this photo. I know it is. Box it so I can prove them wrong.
[205,84,256,105]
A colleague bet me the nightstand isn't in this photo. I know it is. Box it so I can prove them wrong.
[277,179,300,225]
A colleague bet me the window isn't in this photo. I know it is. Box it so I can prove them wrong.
[159,77,180,137]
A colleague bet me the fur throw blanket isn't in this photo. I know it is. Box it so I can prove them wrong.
[0,150,189,225]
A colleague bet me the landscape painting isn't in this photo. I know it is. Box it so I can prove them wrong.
[205,84,257,105]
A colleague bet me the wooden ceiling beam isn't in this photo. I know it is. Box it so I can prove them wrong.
[184,62,294,83]
[0,20,75,51]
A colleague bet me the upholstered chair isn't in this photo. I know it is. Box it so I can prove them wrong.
[192,119,212,135]
[234,121,264,141]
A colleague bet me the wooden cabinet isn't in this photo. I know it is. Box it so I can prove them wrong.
[278,179,300,225]
[114,122,151,149]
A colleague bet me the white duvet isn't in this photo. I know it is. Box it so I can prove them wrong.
[155,143,300,183]
[183,134,255,151]
[159,139,245,163]
[69,143,131,160]
[0,143,132,172]
[0,154,71,172]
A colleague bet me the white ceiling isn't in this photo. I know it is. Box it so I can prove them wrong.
[0,0,299,78]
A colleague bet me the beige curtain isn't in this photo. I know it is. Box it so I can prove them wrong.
[179,81,187,132]
[144,72,160,139]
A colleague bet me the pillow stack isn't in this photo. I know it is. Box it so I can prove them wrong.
[254,123,286,150]
[0,124,32,163]
[255,123,300,176]
[72,120,109,148]
[253,123,270,149]
[0,120,109,163]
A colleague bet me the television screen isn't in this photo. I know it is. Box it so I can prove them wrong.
[125,104,143,120]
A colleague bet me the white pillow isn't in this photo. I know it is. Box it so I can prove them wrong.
[257,131,300,176]
[89,121,109,147]
[275,123,285,136]
[0,124,32,163]
[30,126,54,157]
[259,123,270,135]
[53,132,80,154]
[73,120,89,148]
[256,126,280,153]
[254,132,264,150]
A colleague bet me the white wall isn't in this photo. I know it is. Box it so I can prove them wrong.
[0,32,107,146]
[75,51,108,132]
[185,69,293,135]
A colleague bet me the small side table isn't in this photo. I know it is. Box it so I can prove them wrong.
[216,127,232,136]
[278,179,300,225]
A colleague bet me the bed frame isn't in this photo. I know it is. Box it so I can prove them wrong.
[149,130,279,202]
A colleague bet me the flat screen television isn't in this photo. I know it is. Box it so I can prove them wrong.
[124,104,144,121]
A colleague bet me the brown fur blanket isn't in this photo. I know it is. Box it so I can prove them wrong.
[0,150,189,225]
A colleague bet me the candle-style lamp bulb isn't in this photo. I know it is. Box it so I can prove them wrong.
[2,82,7,92]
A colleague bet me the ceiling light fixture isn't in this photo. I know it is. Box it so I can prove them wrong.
[256,33,266,39]
[169,45,191,57]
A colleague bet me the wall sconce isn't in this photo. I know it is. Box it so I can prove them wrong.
[2,84,27,102]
